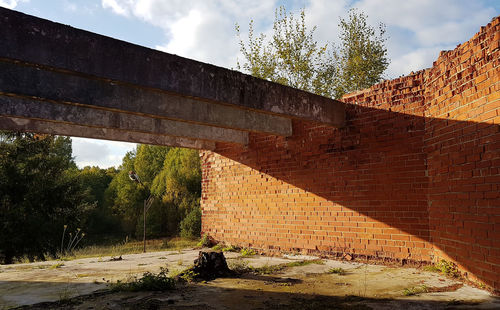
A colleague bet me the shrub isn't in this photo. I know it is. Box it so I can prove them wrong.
[180,207,201,239]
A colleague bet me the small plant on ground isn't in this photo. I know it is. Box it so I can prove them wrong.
[252,263,287,275]
[50,263,65,269]
[228,258,250,274]
[403,285,428,296]
[423,260,460,278]
[197,234,211,247]
[240,248,257,257]
[177,269,199,283]
[328,267,346,275]
[286,259,324,267]
[212,243,224,251]
[223,245,239,252]
[110,267,175,292]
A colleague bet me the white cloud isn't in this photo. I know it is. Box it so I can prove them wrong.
[355,0,497,76]
[0,0,28,9]
[72,137,136,168]
[101,0,276,67]
[103,0,496,77]
[101,0,132,16]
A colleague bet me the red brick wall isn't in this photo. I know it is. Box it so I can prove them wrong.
[423,18,500,288]
[200,17,499,290]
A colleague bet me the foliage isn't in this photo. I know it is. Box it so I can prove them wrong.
[180,206,201,238]
[335,9,389,94]
[423,260,460,278]
[75,166,119,240]
[104,145,201,239]
[240,248,257,257]
[402,285,428,296]
[197,234,211,247]
[328,267,346,275]
[0,132,91,263]
[236,6,388,99]
[110,267,175,291]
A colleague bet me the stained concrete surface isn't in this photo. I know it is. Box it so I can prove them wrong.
[0,249,498,309]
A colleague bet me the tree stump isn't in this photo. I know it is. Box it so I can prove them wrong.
[191,251,230,280]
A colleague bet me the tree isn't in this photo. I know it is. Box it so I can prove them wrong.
[236,7,389,99]
[335,9,389,95]
[76,166,119,241]
[0,132,91,263]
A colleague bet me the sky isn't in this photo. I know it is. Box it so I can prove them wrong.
[1,0,499,168]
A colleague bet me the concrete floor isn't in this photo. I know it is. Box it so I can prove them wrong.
[0,248,498,309]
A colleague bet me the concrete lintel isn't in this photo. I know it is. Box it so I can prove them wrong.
[0,116,216,150]
[0,59,292,136]
[0,94,249,145]
[0,8,345,127]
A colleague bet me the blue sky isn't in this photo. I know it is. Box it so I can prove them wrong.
[1,0,499,168]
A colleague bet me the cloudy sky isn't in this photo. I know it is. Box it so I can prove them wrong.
[1,0,498,168]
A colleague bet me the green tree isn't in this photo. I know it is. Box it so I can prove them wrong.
[104,150,145,236]
[76,166,120,241]
[335,9,389,94]
[0,132,91,263]
[150,148,201,238]
[236,7,389,99]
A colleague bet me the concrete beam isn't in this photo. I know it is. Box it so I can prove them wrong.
[0,7,345,127]
[0,59,290,136]
[0,93,248,145]
[0,116,216,150]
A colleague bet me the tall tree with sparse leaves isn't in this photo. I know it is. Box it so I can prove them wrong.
[237,6,389,99]
[335,8,389,95]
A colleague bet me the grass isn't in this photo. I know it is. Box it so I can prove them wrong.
[423,260,460,278]
[50,263,65,269]
[11,237,199,264]
[59,237,198,261]
[110,267,176,292]
[403,285,428,296]
[240,248,257,257]
[228,259,325,275]
[212,243,239,252]
[328,267,346,275]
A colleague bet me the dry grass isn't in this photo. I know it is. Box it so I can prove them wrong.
[12,237,199,264]
[61,238,199,260]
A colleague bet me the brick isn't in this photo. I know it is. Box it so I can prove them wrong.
[201,17,500,292]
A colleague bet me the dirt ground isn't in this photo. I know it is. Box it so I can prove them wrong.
[0,248,498,309]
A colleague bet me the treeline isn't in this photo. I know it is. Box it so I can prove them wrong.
[0,131,201,263]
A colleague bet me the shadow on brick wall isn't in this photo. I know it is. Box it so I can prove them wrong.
[205,103,499,289]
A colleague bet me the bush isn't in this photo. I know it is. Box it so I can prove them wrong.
[180,207,201,239]
[110,267,175,291]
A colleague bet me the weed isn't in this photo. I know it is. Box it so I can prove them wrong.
[50,263,65,269]
[110,267,175,292]
[177,259,184,266]
[158,256,167,260]
[286,260,324,267]
[212,244,224,251]
[197,234,211,247]
[403,285,428,296]
[240,248,257,257]
[224,245,239,252]
[228,259,250,274]
[424,260,460,278]
[328,267,346,275]
[178,269,199,283]
[252,264,286,275]
[137,263,147,266]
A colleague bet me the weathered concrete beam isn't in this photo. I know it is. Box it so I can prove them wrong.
[0,59,290,136]
[0,7,345,127]
[0,93,248,144]
[0,116,216,150]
